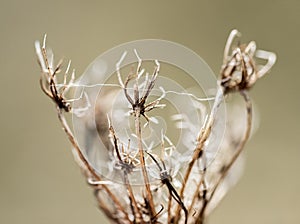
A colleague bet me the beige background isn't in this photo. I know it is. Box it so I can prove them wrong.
[0,0,299,223]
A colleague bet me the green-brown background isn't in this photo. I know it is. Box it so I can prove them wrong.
[0,0,299,223]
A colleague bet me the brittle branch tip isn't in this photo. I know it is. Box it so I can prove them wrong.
[42,34,47,49]
[133,48,142,63]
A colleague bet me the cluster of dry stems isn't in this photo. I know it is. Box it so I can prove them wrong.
[35,29,276,224]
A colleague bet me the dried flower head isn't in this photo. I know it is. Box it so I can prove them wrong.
[35,35,75,112]
[221,29,276,92]
[35,29,276,224]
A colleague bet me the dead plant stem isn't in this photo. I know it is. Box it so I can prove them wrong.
[196,90,252,222]
[134,108,156,219]
[124,173,143,223]
[56,107,131,222]
[174,86,225,222]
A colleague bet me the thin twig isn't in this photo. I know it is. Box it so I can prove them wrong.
[109,122,143,222]
[57,107,131,222]
[196,90,252,222]
[116,53,161,220]
[134,108,156,218]
[174,86,225,222]
[187,174,204,217]
[124,173,143,223]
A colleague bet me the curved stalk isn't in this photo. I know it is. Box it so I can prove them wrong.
[57,107,131,222]
[173,86,225,222]
[196,90,252,223]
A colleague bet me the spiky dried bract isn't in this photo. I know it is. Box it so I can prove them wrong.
[36,29,276,224]
[35,35,75,112]
[220,29,276,92]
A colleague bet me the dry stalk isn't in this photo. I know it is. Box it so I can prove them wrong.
[108,121,143,222]
[117,53,162,219]
[196,90,252,223]
[35,36,131,222]
[173,29,276,223]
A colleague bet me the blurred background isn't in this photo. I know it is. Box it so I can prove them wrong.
[0,0,299,223]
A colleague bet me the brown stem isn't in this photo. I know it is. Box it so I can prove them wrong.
[196,192,208,224]
[196,90,252,222]
[174,86,225,222]
[134,108,156,219]
[123,172,144,222]
[56,107,131,222]
[187,174,204,216]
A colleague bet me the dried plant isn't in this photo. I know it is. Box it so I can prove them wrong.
[35,29,276,224]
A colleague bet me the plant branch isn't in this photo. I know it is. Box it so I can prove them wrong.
[196,90,252,222]
[134,108,156,219]
[57,107,131,222]
[174,85,225,222]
